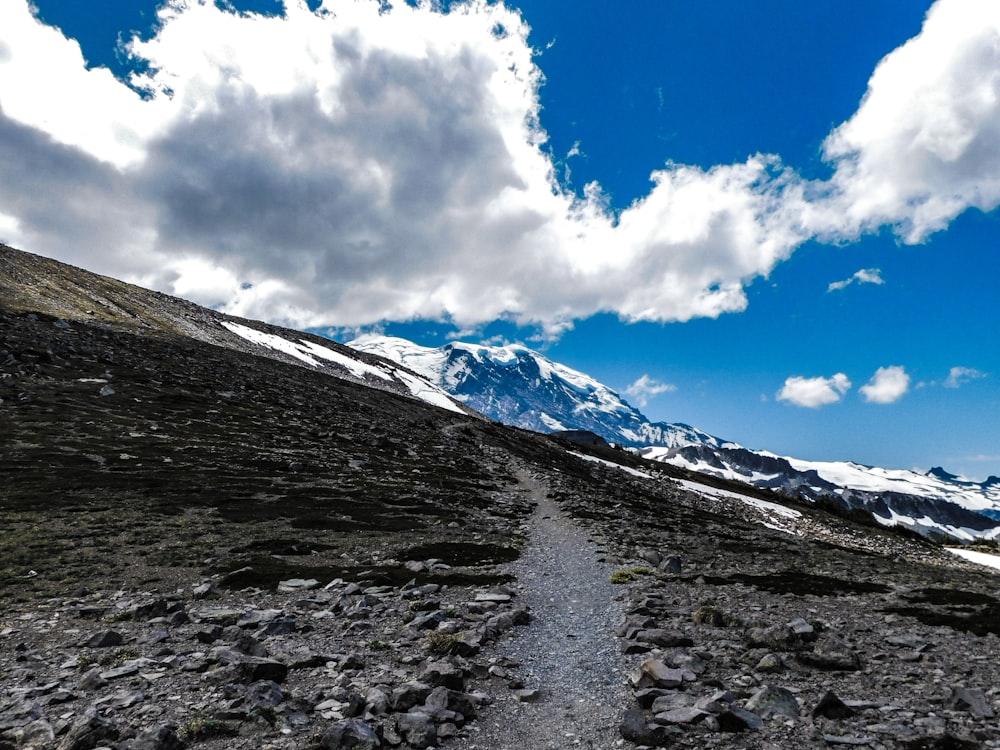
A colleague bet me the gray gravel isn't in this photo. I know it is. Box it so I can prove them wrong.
[469,469,630,749]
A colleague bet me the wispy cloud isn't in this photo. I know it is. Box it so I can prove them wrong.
[860,365,910,404]
[827,267,884,292]
[0,0,998,334]
[624,374,677,408]
[776,373,851,408]
[944,366,986,388]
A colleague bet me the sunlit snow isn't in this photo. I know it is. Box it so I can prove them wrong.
[946,547,1000,572]
[568,452,801,534]
[221,322,464,414]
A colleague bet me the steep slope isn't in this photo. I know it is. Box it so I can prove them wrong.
[7,243,1000,749]
[0,244,468,416]
[352,334,1000,540]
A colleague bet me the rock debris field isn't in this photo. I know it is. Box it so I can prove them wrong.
[5,244,1000,749]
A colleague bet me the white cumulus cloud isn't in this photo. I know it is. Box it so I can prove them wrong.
[812,0,1000,243]
[624,374,676,408]
[0,0,998,334]
[776,373,851,409]
[0,0,810,332]
[827,267,884,292]
[860,365,911,404]
[944,366,986,388]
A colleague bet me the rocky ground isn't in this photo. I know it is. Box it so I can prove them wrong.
[4,244,1000,749]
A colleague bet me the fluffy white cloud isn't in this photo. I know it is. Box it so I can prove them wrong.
[827,267,884,292]
[860,366,910,404]
[776,373,851,409]
[0,0,810,331]
[944,366,986,388]
[0,0,997,333]
[813,0,1000,243]
[624,374,676,408]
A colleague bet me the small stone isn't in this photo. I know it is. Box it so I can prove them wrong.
[17,719,55,747]
[84,630,124,648]
[744,685,800,720]
[124,725,184,750]
[638,548,662,566]
[425,686,479,717]
[474,592,512,603]
[651,693,693,713]
[418,661,465,690]
[658,556,682,574]
[633,629,694,648]
[397,711,437,749]
[192,582,221,599]
[813,691,855,720]
[79,667,108,691]
[514,688,541,703]
[798,636,862,671]
[654,707,709,725]
[756,653,783,673]
[822,736,875,746]
[57,708,119,750]
[277,578,319,593]
[246,680,285,709]
[620,708,674,746]
[717,707,763,732]
[321,719,381,749]
[951,686,994,719]
[630,658,685,689]
[787,618,816,640]
[193,607,244,626]
[100,664,140,681]
[391,681,433,712]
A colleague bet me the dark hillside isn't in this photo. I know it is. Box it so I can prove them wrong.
[2,243,1000,749]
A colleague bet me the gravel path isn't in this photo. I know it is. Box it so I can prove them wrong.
[469,468,630,749]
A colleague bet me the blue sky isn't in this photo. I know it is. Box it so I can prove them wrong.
[2,0,998,478]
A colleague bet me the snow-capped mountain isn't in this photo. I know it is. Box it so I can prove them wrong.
[349,334,1000,540]
[348,335,724,449]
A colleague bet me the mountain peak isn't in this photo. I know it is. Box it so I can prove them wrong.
[348,334,708,447]
[927,466,960,482]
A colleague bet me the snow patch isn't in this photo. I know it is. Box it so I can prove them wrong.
[222,323,464,414]
[946,547,1000,572]
[569,452,653,480]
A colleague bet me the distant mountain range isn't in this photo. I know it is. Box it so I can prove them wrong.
[350,335,1000,541]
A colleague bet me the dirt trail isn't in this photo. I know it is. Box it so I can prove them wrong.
[469,467,630,749]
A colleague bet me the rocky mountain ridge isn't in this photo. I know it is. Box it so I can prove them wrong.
[350,334,1000,541]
